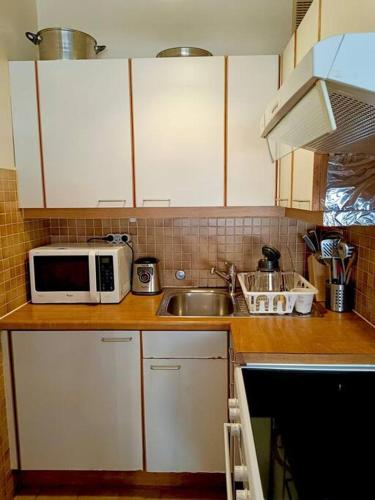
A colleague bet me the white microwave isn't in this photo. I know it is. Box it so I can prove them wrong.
[29,244,132,304]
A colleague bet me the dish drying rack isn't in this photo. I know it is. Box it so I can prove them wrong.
[238,272,317,315]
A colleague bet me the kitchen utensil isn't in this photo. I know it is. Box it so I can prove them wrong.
[156,47,212,57]
[337,240,355,283]
[344,251,357,285]
[307,229,319,252]
[132,257,162,295]
[302,234,317,253]
[320,238,339,259]
[25,28,106,60]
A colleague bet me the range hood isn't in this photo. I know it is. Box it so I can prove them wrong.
[261,33,375,161]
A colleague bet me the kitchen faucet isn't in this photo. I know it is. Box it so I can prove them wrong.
[210,262,237,295]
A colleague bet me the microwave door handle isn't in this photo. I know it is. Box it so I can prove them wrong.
[88,250,100,303]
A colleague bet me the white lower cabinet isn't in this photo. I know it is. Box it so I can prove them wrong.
[11,330,143,471]
[142,331,228,472]
[9,329,228,473]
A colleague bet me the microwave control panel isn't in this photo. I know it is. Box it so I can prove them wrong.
[97,256,115,292]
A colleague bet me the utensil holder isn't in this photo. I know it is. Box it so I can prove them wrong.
[325,282,352,312]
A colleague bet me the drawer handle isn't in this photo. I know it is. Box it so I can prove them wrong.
[101,337,133,342]
[150,365,181,370]
[142,198,171,207]
[97,199,127,207]
[224,423,241,500]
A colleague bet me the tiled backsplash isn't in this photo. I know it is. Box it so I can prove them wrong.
[49,217,310,287]
[0,168,50,499]
[0,169,50,317]
[347,226,375,326]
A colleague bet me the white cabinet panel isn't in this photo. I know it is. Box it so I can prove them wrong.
[227,56,279,206]
[0,58,15,169]
[296,0,320,64]
[278,153,292,207]
[12,330,142,470]
[37,60,133,208]
[143,358,227,472]
[281,34,295,85]
[292,149,314,210]
[142,330,227,359]
[321,0,375,40]
[9,62,44,207]
[132,57,225,207]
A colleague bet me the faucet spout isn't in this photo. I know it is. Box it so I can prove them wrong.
[210,262,237,294]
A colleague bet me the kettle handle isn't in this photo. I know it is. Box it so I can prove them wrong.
[95,44,106,55]
[25,32,41,45]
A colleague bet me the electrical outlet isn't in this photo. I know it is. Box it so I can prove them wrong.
[105,233,131,244]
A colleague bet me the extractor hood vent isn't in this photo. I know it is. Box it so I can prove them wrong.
[261,33,375,161]
[294,0,314,29]
[306,88,375,153]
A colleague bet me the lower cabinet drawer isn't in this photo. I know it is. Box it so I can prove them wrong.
[143,358,228,472]
[142,330,228,359]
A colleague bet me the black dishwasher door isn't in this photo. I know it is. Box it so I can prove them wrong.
[242,366,375,500]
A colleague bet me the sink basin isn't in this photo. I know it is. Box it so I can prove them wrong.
[157,288,248,317]
[167,291,233,316]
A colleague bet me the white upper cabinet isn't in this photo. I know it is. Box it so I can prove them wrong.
[132,57,225,207]
[9,62,44,207]
[277,154,292,207]
[295,0,320,65]
[281,34,295,85]
[320,0,375,40]
[37,60,133,208]
[227,56,279,206]
[292,149,315,210]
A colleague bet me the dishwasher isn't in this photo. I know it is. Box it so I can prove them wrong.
[225,364,375,500]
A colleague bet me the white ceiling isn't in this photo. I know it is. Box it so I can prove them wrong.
[36,0,293,58]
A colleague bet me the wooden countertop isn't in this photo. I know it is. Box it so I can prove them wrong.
[1,293,374,364]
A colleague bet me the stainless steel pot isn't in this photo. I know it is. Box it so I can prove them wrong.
[25,28,106,60]
[156,47,212,57]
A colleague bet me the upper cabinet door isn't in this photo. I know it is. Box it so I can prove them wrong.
[321,0,375,40]
[281,34,296,85]
[295,0,320,65]
[227,56,279,207]
[292,148,315,210]
[9,62,44,208]
[132,57,225,207]
[38,60,133,208]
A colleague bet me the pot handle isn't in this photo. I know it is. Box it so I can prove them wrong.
[25,32,41,45]
[95,44,106,55]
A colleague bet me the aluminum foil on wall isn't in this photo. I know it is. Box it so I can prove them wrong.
[323,154,375,226]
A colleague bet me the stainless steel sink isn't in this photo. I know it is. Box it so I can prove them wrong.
[157,288,249,317]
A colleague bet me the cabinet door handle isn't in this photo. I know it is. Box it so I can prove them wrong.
[224,423,241,500]
[101,337,133,343]
[97,199,127,207]
[142,199,171,207]
[150,365,181,370]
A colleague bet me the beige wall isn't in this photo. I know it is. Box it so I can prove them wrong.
[0,0,37,169]
[36,0,293,58]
